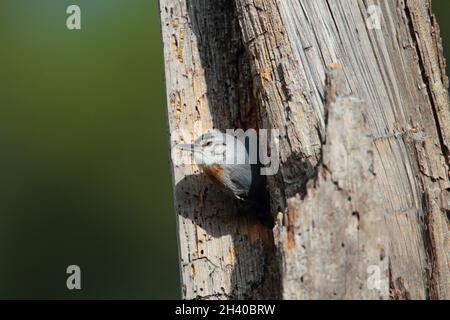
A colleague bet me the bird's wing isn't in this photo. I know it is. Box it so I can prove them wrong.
[223,164,252,200]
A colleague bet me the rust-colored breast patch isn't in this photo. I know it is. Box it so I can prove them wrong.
[203,165,224,187]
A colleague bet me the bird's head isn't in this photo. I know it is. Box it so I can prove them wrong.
[176,130,247,168]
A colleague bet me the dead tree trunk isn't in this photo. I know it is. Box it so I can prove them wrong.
[159,0,450,299]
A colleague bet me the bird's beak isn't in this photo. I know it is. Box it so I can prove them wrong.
[175,143,197,152]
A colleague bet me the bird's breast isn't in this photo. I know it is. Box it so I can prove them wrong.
[202,165,225,187]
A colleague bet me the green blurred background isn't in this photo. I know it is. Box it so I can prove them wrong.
[0,0,178,299]
[0,0,448,299]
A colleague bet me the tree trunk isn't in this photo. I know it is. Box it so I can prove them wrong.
[159,0,450,299]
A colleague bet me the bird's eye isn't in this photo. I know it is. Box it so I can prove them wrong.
[205,141,212,147]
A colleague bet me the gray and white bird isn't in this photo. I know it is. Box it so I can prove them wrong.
[176,130,273,228]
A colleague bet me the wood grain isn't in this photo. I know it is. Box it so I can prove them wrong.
[159,0,450,299]
[159,0,280,299]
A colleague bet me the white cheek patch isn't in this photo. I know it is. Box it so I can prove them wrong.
[194,150,209,166]
[211,145,226,164]
[213,144,226,155]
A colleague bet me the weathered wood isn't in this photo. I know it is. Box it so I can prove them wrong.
[277,66,389,299]
[158,0,280,299]
[159,0,450,299]
[234,0,324,207]
[233,0,449,299]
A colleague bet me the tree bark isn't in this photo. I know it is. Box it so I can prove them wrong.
[159,0,450,299]
[159,0,280,300]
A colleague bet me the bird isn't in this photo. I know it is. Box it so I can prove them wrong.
[176,130,274,228]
